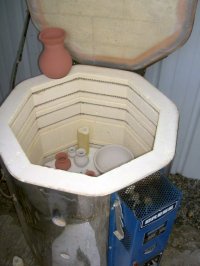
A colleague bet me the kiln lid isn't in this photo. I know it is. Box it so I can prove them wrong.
[27,0,197,70]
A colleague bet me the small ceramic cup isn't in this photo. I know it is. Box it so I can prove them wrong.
[68,146,76,158]
[74,148,89,167]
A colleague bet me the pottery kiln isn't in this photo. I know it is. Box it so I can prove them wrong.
[0,65,179,195]
[0,1,197,265]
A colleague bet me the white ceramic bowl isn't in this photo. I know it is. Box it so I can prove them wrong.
[94,144,134,173]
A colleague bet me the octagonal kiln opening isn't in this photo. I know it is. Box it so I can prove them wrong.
[11,72,158,165]
[0,65,178,196]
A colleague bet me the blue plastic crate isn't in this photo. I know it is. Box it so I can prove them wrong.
[108,172,182,266]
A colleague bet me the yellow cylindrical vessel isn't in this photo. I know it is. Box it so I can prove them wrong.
[77,126,90,154]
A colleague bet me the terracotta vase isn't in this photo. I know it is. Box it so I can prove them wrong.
[39,27,72,79]
[55,152,71,171]
[85,170,96,177]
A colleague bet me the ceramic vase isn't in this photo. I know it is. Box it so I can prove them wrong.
[74,148,89,167]
[68,146,76,158]
[55,152,71,170]
[39,27,72,79]
[85,170,96,177]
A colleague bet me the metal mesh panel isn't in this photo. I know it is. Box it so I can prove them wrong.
[120,228,132,251]
[119,172,180,220]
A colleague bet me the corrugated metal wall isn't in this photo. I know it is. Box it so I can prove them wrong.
[0,0,41,104]
[145,0,200,179]
[0,0,200,179]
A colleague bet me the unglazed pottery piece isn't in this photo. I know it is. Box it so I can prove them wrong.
[94,144,134,173]
[85,170,96,177]
[74,148,89,167]
[77,126,90,154]
[39,27,72,78]
[68,146,76,158]
[55,152,71,171]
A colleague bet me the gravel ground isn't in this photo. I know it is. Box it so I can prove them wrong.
[0,175,38,266]
[161,174,200,266]
[0,173,200,265]
[169,174,200,230]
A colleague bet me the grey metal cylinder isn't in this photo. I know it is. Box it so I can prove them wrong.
[11,178,110,266]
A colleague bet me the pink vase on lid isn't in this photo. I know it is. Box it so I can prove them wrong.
[39,27,72,79]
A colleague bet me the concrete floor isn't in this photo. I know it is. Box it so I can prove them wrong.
[1,217,199,266]
[161,174,200,266]
[161,224,200,266]
[1,214,200,266]
[0,215,37,266]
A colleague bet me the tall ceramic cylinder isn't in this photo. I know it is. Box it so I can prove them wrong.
[39,27,72,79]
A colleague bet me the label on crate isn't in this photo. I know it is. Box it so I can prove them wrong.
[143,222,167,244]
[141,202,177,228]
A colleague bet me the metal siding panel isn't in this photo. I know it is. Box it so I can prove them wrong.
[183,111,200,178]
[0,0,41,105]
[146,0,200,179]
[0,1,15,102]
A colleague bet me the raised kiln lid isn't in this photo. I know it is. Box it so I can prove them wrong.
[27,0,197,70]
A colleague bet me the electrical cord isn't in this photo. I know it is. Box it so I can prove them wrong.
[0,169,13,199]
